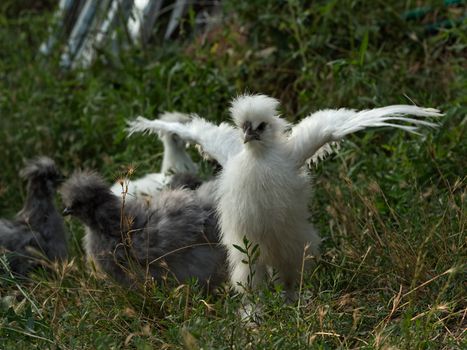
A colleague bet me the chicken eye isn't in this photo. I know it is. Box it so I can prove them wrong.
[257,122,267,131]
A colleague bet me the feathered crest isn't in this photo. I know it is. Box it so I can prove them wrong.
[19,156,60,180]
[60,170,110,207]
[230,94,289,131]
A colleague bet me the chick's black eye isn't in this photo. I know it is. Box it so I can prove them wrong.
[257,122,267,131]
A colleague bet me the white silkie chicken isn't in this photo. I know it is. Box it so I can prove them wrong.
[111,112,198,201]
[127,94,442,298]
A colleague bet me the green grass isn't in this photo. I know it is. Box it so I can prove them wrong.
[0,0,466,348]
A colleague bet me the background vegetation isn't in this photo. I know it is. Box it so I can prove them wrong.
[0,0,465,348]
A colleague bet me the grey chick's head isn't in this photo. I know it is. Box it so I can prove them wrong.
[60,171,114,224]
[20,156,63,196]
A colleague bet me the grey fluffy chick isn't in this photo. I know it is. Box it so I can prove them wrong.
[167,172,203,190]
[0,157,67,276]
[61,171,226,290]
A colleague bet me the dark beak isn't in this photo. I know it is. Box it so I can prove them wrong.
[243,122,259,144]
[62,207,73,216]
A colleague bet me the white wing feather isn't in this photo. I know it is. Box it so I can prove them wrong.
[127,115,242,166]
[287,105,443,167]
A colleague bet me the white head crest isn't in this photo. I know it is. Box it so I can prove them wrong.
[230,94,289,145]
[230,94,280,126]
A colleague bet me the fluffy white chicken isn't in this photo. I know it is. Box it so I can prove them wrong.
[111,112,198,201]
[127,94,442,297]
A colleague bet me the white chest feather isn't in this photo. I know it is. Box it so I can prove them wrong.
[218,146,309,247]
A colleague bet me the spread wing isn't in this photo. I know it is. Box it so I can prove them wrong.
[287,105,443,168]
[127,115,242,167]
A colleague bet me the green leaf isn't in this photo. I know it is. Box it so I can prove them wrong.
[232,244,247,254]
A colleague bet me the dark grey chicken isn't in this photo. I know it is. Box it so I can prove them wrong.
[0,157,67,276]
[60,170,226,291]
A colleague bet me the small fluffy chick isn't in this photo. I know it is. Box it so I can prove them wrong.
[111,112,198,201]
[61,171,226,290]
[0,157,67,276]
